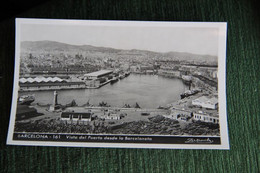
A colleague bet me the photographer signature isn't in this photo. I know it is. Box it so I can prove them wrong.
[185,138,214,144]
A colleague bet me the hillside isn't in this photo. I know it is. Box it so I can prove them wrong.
[21,41,121,54]
[20,40,218,64]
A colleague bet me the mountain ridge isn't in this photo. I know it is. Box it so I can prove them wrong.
[21,40,218,63]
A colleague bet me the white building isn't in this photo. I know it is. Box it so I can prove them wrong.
[193,112,219,124]
[164,109,192,121]
[61,112,92,122]
[192,96,218,110]
[100,110,121,120]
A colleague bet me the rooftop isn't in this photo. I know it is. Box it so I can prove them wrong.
[84,70,113,77]
[193,96,218,105]
[19,77,64,83]
[19,81,85,87]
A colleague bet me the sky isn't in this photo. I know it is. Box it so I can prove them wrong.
[20,21,220,56]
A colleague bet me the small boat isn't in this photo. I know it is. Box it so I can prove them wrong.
[99,101,110,107]
[157,106,166,109]
[180,89,200,99]
[134,102,141,109]
[119,75,125,80]
[110,77,119,84]
[122,104,131,108]
[141,112,150,116]
[18,95,35,105]
[82,99,93,107]
[125,72,130,77]
[65,99,77,107]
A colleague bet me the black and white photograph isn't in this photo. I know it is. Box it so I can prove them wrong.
[7,19,229,149]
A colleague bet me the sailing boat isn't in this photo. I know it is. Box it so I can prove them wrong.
[134,102,141,109]
[122,103,131,108]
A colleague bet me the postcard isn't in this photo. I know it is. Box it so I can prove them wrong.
[7,19,229,149]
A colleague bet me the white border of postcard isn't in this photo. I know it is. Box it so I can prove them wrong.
[7,18,229,149]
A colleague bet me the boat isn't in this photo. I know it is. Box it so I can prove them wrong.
[182,75,192,85]
[125,72,130,77]
[122,104,131,108]
[134,102,141,109]
[110,77,119,84]
[157,106,167,109]
[180,89,200,99]
[119,75,125,80]
[99,101,110,107]
[18,95,35,105]
[141,112,150,116]
[82,99,94,107]
[65,99,77,107]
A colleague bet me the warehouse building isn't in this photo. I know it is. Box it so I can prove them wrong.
[19,76,86,91]
[84,70,113,80]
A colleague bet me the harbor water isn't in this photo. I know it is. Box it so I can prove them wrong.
[21,74,188,108]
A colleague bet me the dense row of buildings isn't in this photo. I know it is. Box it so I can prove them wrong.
[60,109,122,124]
[19,76,86,91]
[18,70,129,91]
[165,108,219,124]
[60,106,219,125]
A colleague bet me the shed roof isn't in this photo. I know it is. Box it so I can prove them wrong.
[19,77,64,83]
[193,96,218,105]
[84,70,112,77]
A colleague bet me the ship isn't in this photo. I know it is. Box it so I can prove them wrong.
[180,89,200,99]
[110,77,119,84]
[141,112,150,116]
[18,95,35,105]
[99,101,110,107]
[125,71,130,77]
[122,104,131,108]
[157,105,167,109]
[134,102,141,109]
[119,74,125,80]
[182,75,192,85]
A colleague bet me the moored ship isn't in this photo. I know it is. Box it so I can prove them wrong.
[119,74,125,80]
[125,71,130,77]
[180,89,200,99]
[110,77,119,84]
[182,75,192,85]
[18,95,35,105]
